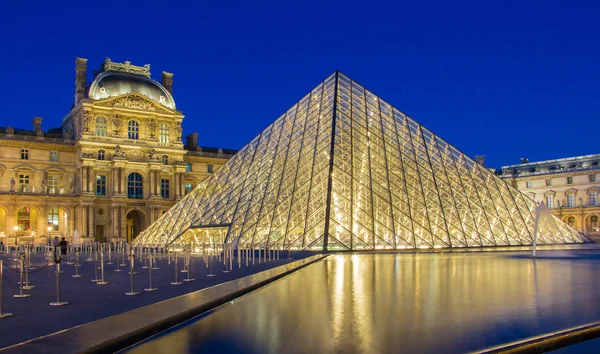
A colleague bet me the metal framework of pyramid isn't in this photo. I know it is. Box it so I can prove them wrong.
[134,72,588,250]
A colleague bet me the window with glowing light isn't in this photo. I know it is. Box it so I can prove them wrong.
[159,123,170,143]
[47,208,59,231]
[95,116,107,136]
[546,195,554,208]
[48,175,58,194]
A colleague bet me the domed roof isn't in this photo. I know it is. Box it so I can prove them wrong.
[88,71,175,109]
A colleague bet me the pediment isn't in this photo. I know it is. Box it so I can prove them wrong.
[93,93,174,114]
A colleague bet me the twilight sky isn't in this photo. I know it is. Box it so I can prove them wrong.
[0,0,598,169]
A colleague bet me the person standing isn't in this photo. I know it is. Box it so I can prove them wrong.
[52,236,59,259]
[58,237,68,257]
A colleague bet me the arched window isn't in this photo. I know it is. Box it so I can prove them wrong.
[95,117,107,137]
[568,217,576,227]
[128,120,139,140]
[159,123,170,143]
[127,173,143,199]
[47,208,59,231]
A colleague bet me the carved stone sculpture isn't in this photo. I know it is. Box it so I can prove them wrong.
[174,123,183,142]
[82,111,92,134]
[10,177,15,192]
[114,145,126,158]
[111,115,123,136]
[6,126,14,136]
[148,148,158,160]
[148,119,157,139]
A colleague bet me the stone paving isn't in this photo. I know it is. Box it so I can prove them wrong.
[0,247,312,349]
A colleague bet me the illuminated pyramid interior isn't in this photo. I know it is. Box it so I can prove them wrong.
[134,72,587,250]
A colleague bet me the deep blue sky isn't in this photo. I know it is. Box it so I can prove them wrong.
[1,1,598,169]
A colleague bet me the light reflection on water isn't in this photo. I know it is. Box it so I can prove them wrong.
[127,251,600,354]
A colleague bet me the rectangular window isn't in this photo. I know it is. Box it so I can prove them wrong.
[184,183,193,195]
[590,175,597,183]
[207,164,213,173]
[526,181,533,188]
[161,179,170,198]
[47,208,59,231]
[567,194,575,207]
[20,149,29,160]
[567,177,573,185]
[162,155,169,165]
[591,192,598,206]
[97,150,105,160]
[19,174,30,192]
[185,162,192,172]
[96,175,106,196]
[48,175,59,194]
[546,195,554,208]
[545,179,551,187]
[49,151,58,162]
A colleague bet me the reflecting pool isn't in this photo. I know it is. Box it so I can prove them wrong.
[128,250,600,353]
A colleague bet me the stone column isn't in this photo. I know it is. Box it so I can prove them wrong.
[149,169,154,197]
[82,166,88,193]
[89,206,95,240]
[90,168,96,196]
[119,206,126,240]
[68,207,75,239]
[121,168,126,195]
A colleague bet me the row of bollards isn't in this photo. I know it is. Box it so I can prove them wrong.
[0,241,289,316]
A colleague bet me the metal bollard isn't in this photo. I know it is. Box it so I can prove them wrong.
[0,261,13,318]
[144,254,158,292]
[171,252,182,285]
[14,254,29,298]
[49,262,68,306]
[91,249,100,282]
[107,244,113,265]
[125,249,140,296]
[183,252,194,282]
[152,249,160,270]
[97,251,108,285]
[73,248,82,278]
[207,252,217,277]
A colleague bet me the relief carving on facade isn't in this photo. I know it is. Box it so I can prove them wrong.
[112,96,156,111]
[82,110,92,135]
[113,145,126,159]
[147,119,157,140]
[148,148,159,160]
[174,123,183,142]
[5,126,14,136]
[111,115,123,137]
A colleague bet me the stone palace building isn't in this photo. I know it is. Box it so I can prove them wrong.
[500,154,600,241]
[0,57,235,245]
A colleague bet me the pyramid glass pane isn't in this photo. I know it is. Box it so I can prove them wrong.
[134,72,589,250]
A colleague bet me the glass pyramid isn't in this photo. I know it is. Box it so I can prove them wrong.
[134,72,588,250]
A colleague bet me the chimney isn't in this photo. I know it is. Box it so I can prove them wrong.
[32,116,43,132]
[74,57,88,105]
[162,71,173,94]
[186,133,198,149]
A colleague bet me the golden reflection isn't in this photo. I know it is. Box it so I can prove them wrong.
[128,252,596,354]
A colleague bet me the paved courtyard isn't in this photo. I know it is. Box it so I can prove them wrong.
[0,247,308,349]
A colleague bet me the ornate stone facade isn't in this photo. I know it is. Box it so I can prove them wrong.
[500,154,600,241]
[0,58,235,245]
